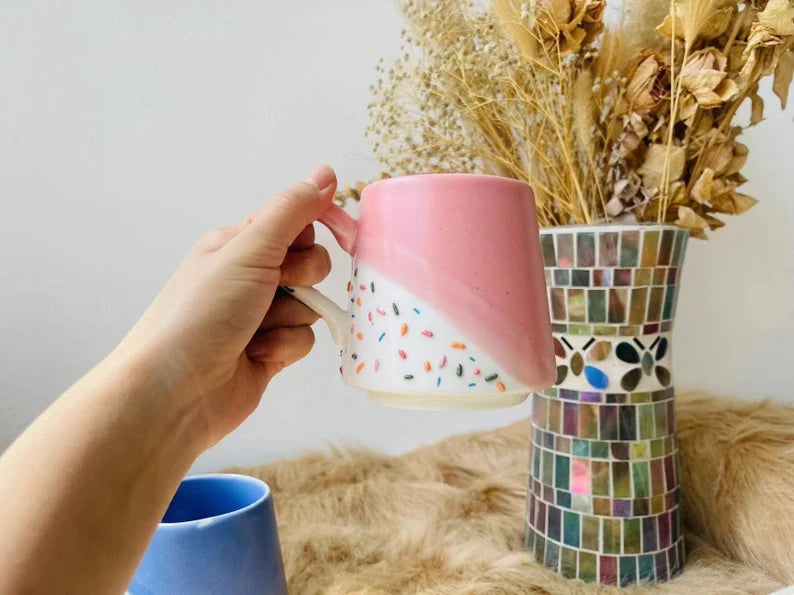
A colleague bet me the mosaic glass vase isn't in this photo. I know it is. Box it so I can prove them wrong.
[525,224,688,586]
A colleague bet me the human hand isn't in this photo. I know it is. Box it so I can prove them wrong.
[116,165,337,450]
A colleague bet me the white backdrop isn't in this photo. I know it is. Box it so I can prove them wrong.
[1,2,792,473]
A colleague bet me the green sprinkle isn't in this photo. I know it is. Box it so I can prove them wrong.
[456,364,463,377]
[354,267,358,277]
[351,353,357,360]
[404,374,414,380]
[370,281,375,293]
[392,303,399,316]
[485,373,498,382]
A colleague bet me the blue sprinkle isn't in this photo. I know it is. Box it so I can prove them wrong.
[378,332,386,342]
[436,377,441,387]
[351,314,356,318]
[468,382,476,387]
[469,356,476,362]
[413,307,421,314]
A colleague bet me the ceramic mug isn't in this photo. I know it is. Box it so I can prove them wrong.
[287,173,556,410]
[128,474,287,595]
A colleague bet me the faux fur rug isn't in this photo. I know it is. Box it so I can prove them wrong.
[233,392,794,594]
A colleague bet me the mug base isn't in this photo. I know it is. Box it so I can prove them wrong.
[366,391,529,411]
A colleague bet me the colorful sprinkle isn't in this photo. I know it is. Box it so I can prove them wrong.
[376,307,387,316]
[451,342,466,349]
[413,307,421,314]
[456,364,463,377]
[378,332,386,342]
[356,297,362,307]
[485,373,498,382]
[398,349,407,359]
[400,323,408,337]
[351,314,355,318]
[356,362,365,374]
[423,360,431,372]
[469,356,476,362]
[404,374,414,380]
[339,366,343,375]
[354,267,358,277]
[356,332,364,340]
[496,381,506,392]
[350,298,355,303]
[374,359,380,372]
[473,368,481,376]
[370,282,375,293]
[368,312,373,323]
[359,284,366,290]
[422,330,434,338]
[350,325,354,335]
[436,377,441,387]
[439,355,447,368]
[351,353,358,360]
[468,383,476,387]
[392,303,400,316]
[347,281,353,292]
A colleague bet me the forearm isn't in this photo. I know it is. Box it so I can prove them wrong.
[0,347,206,594]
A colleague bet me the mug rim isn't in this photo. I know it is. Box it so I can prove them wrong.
[361,172,530,197]
[157,473,270,529]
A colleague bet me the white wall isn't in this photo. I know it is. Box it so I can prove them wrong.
[0,2,791,473]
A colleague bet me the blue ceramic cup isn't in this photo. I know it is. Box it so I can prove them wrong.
[128,474,287,595]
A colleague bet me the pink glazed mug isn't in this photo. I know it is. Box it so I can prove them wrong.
[285,173,556,410]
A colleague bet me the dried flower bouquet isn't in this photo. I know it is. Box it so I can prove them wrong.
[343,0,794,237]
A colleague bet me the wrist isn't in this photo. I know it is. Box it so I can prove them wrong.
[102,341,212,459]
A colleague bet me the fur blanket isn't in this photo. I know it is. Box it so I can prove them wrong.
[234,392,794,594]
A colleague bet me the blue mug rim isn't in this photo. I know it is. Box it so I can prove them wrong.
[157,473,271,529]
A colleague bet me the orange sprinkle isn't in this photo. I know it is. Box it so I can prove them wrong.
[347,281,353,292]
[356,332,363,340]
[450,342,466,349]
[356,297,362,306]
[356,362,365,374]
[496,381,505,392]
[400,323,408,337]
[423,360,431,372]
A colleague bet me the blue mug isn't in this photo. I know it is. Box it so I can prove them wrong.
[128,474,287,595]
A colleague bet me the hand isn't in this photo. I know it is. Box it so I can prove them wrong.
[117,165,337,450]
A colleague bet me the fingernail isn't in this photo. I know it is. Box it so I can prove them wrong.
[305,165,335,192]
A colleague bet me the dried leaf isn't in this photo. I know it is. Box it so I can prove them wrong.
[749,83,766,124]
[724,142,749,175]
[676,206,710,237]
[691,168,716,203]
[742,0,794,76]
[695,130,736,175]
[656,1,735,45]
[670,181,689,205]
[639,144,686,189]
[711,190,758,213]
[732,191,759,213]
[704,214,726,229]
[759,0,794,37]
[773,49,794,108]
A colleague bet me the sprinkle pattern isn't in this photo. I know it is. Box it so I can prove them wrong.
[342,262,512,395]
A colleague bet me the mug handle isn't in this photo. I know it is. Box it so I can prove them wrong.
[280,203,358,347]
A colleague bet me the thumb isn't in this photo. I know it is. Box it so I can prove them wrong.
[226,165,337,265]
